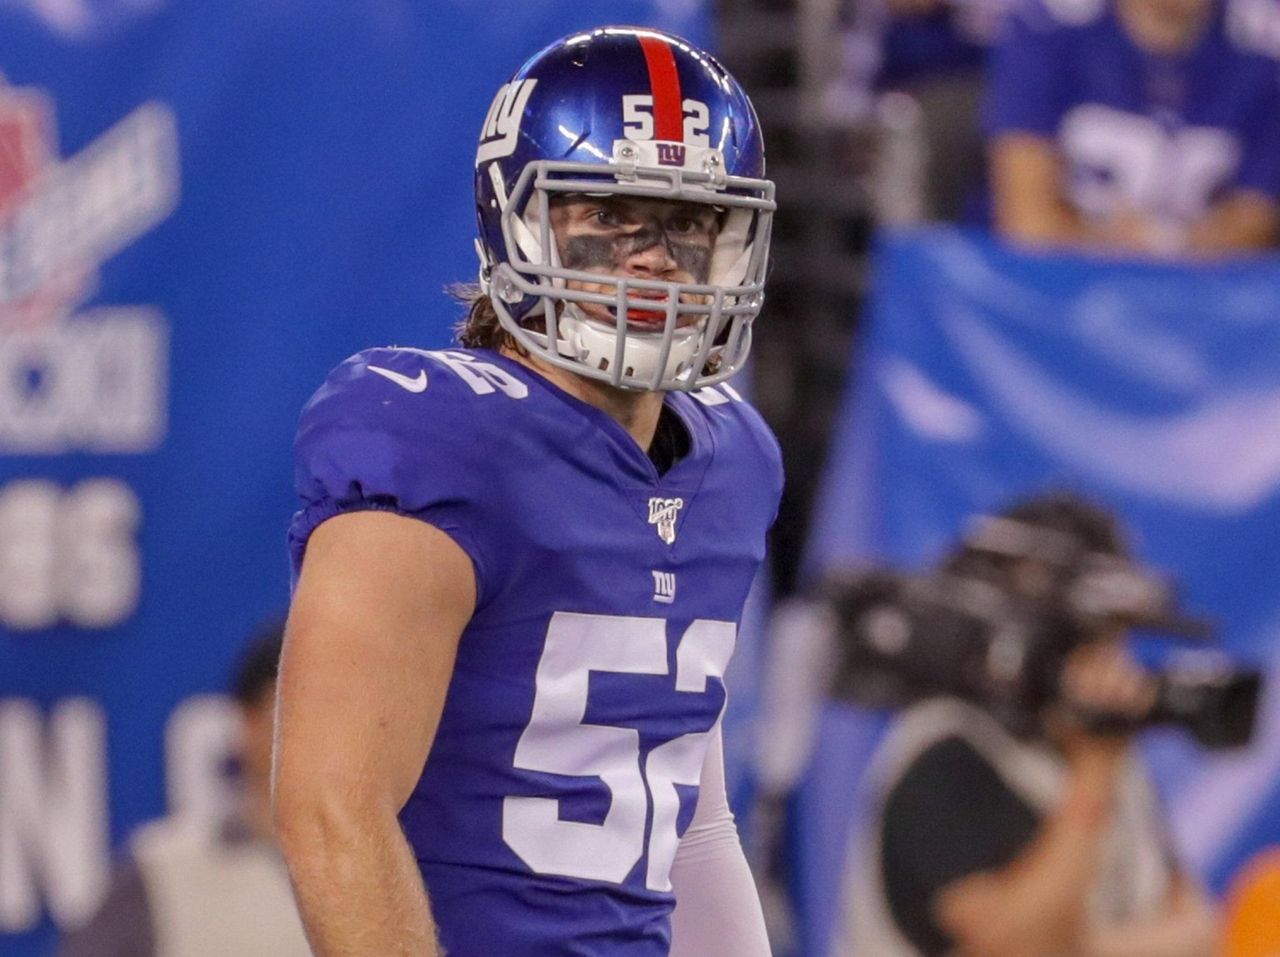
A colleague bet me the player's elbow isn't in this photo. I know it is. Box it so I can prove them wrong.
[272,782,334,868]
[272,775,391,871]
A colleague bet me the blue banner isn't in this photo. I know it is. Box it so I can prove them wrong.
[798,226,1280,956]
[0,2,714,954]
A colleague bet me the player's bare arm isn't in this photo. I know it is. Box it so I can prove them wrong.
[273,511,475,957]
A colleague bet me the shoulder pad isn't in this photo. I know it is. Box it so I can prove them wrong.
[302,346,530,431]
[684,382,783,485]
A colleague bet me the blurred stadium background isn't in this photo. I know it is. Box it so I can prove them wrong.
[3,0,1279,955]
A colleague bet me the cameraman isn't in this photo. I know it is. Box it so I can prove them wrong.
[838,495,1220,957]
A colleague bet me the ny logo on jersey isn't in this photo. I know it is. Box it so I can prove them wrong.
[651,570,677,604]
[647,496,684,545]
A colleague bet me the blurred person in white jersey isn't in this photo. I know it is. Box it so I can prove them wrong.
[58,621,309,957]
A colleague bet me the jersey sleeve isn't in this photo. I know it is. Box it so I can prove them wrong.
[288,348,493,596]
[879,736,1040,955]
[982,0,1072,139]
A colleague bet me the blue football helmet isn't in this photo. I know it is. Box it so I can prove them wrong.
[474,26,775,391]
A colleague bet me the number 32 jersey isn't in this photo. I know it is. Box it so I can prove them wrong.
[288,347,784,956]
[984,0,1280,225]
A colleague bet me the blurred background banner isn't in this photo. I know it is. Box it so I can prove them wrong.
[0,2,711,954]
[798,225,1280,957]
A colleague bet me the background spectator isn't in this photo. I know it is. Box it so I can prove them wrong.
[56,622,308,957]
[828,0,1012,222]
[834,495,1219,957]
[985,0,1280,255]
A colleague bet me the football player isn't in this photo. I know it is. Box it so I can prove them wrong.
[272,26,780,957]
[986,0,1280,255]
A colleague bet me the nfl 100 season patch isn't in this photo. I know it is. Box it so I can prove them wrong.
[647,495,684,545]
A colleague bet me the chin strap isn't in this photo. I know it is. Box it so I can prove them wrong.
[556,303,703,385]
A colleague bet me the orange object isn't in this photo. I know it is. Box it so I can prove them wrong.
[1221,847,1280,957]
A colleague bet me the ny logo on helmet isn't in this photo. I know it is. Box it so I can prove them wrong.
[655,143,687,167]
[476,79,538,165]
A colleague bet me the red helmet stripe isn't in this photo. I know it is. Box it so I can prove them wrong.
[638,35,683,142]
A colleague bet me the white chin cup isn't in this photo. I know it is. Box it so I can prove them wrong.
[557,304,703,385]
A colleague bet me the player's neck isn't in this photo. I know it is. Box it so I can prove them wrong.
[1117,0,1210,54]
[502,346,665,451]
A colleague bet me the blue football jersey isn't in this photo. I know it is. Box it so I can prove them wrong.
[984,0,1280,225]
[289,346,783,956]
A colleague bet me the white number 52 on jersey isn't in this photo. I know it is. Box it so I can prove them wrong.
[502,612,734,890]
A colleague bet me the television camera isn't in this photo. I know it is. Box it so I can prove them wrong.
[827,507,1261,748]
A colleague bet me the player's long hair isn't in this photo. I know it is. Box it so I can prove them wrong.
[451,284,526,354]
